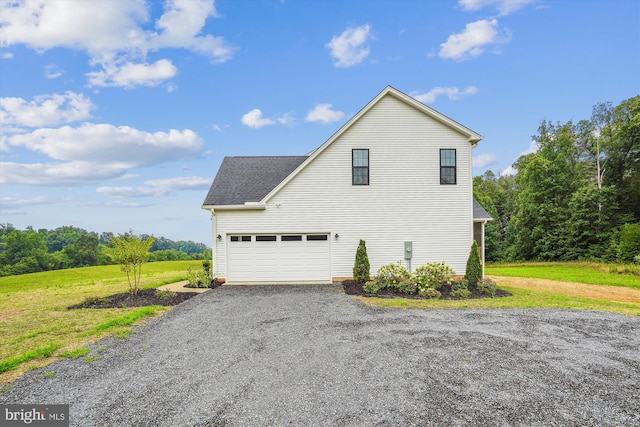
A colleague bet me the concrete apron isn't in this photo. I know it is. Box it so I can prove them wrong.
[157,281,210,293]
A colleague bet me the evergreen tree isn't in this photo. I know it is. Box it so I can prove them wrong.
[465,240,482,286]
[353,240,370,284]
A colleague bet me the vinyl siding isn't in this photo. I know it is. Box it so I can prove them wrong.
[213,94,474,279]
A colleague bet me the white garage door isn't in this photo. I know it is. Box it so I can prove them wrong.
[226,234,331,282]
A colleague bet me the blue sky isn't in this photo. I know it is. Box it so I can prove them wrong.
[1,0,638,244]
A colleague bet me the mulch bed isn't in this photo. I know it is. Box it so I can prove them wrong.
[68,288,202,309]
[342,280,511,299]
[69,281,225,310]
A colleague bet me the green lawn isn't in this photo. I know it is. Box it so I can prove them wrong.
[362,262,640,317]
[0,261,200,382]
[486,262,640,289]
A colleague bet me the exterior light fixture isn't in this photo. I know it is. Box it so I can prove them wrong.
[217,234,222,241]
[334,233,339,239]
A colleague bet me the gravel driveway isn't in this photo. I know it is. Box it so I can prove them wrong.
[2,285,639,426]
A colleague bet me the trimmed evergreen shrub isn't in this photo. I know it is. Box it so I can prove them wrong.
[465,240,482,286]
[353,240,371,284]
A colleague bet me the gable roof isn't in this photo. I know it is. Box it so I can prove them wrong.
[473,198,493,221]
[260,85,482,204]
[202,156,307,206]
[202,86,483,209]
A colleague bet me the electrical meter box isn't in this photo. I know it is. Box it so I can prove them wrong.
[404,241,413,259]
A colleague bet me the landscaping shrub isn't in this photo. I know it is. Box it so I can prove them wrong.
[353,240,371,284]
[375,263,412,292]
[414,261,454,297]
[155,289,177,300]
[363,280,381,294]
[477,278,497,296]
[186,261,213,288]
[450,279,471,298]
[465,240,482,286]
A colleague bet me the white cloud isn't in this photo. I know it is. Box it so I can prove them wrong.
[0,0,235,88]
[241,109,275,129]
[0,92,93,128]
[276,112,295,127]
[7,123,202,165]
[44,64,63,79]
[0,195,57,208]
[473,152,497,168]
[501,165,516,176]
[413,86,478,104]
[439,19,509,61]
[326,24,372,68]
[1,51,14,59]
[458,0,536,16]
[240,109,294,129]
[305,104,345,124]
[97,176,211,197]
[2,124,203,185]
[0,161,131,185]
[86,59,177,88]
[500,140,539,176]
[520,139,539,155]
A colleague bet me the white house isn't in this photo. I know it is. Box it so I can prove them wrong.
[202,86,491,283]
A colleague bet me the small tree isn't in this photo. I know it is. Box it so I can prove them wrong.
[353,239,370,284]
[104,232,155,295]
[465,240,482,286]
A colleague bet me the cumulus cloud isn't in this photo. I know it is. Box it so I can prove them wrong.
[458,0,536,16]
[97,176,211,197]
[2,123,203,185]
[326,24,372,68]
[472,152,497,168]
[241,109,275,129]
[86,59,177,88]
[0,0,235,88]
[305,104,345,124]
[0,92,93,128]
[439,19,509,61]
[241,109,293,129]
[413,86,478,104]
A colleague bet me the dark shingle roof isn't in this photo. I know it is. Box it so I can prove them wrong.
[473,198,492,220]
[202,156,307,206]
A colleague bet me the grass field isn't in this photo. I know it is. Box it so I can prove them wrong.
[361,262,640,316]
[486,262,640,289]
[0,261,201,384]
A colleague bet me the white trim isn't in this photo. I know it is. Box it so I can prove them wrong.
[202,204,266,211]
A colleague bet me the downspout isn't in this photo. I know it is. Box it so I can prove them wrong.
[210,209,217,278]
[481,220,486,279]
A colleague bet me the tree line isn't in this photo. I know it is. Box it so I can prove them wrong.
[475,95,640,264]
[0,224,211,276]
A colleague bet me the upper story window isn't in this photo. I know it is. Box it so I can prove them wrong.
[440,149,456,184]
[352,149,369,185]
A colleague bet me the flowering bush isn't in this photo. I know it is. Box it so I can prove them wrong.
[414,261,454,297]
[375,263,412,290]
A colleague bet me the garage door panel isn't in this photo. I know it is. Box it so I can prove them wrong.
[227,234,330,282]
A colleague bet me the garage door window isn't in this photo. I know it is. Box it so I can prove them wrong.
[230,236,252,242]
[256,235,277,242]
[307,234,328,241]
[282,235,303,241]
